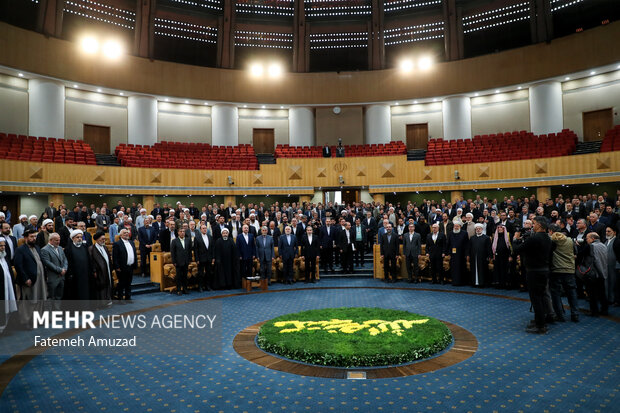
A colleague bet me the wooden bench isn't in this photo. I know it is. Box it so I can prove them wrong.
[242,277,268,292]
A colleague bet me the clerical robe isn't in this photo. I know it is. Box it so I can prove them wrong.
[447,231,469,286]
[214,237,239,289]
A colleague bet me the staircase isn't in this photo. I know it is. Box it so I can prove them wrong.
[407,149,427,161]
[573,141,602,155]
[95,153,122,166]
[256,153,276,165]
[131,276,160,295]
[320,251,374,278]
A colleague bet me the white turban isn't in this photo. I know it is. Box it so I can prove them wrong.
[0,212,4,218]
[70,229,83,239]
[452,218,463,226]
[140,208,146,213]
[221,228,229,234]
[147,215,154,219]
[465,213,473,218]
[91,213,97,219]
[19,214,28,220]
[29,215,37,221]
[474,223,484,229]
[42,219,54,227]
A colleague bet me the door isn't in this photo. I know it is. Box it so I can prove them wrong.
[341,189,359,206]
[83,124,111,153]
[253,128,275,154]
[0,194,19,225]
[406,123,428,150]
[582,108,612,142]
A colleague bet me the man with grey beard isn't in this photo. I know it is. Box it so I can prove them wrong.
[0,237,18,333]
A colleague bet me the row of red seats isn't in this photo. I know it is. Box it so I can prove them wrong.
[0,133,97,165]
[115,143,259,170]
[275,141,406,158]
[426,130,577,166]
[600,125,620,153]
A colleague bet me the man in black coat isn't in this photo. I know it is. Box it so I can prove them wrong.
[14,230,47,325]
[301,226,320,283]
[0,222,18,264]
[468,223,493,287]
[138,217,158,277]
[159,220,176,252]
[112,229,137,301]
[337,221,355,274]
[426,223,447,284]
[278,226,298,284]
[319,218,336,273]
[170,228,192,295]
[194,223,214,291]
[380,223,400,283]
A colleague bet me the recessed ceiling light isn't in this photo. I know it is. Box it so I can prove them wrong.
[495,90,500,94]
[165,98,169,102]
[18,73,23,77]
[243,105,247,108]
[590,71,596,75]
[261,105,266,109]
[395,102,399,105]
[564,77,570,81]
[204,102,209,105]
[433,98,437,102]
[517,86,522,90]
[96,88,102,93]
[184,100,189,104]
[280,106,284,109]
[119,92,124,96]
[474,93,479,97]
[413,100,418,104]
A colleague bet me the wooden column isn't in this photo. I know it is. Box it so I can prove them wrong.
[368,0,385,70]
[372,193,385,205]
[299,195,312,204]
[443,0,464,61]
[451,190,463,203]
[134,0,156,58]
[48,193,64,208]
[217,0,236,69]
[536,186,551,202]
[143,195,155,214]
[293,0,309,72]
[36,0,65,38]
[224,195,236,206]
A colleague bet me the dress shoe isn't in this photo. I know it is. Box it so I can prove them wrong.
[526,325,548,334]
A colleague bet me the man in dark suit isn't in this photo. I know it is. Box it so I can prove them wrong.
[438,214,454,237]
[322,144,331,158]
[54,209,68,232]
[256,226,275,284]
[45,202,57,220]
[426,223,447,284]
[159,220,176,252]
[278,226,298,284]
[212,216,231,241]
[58,217,74,249]
[236,224,256,280]
[112,228,137,301]
[301,226,320,283]
[14,230,46,325]
[380,223,400,283]
[0,222,18,264]
[403,223,422,283]
[194,223,214,291]
[319,218,336,273]
[138,217,158,277]
[151,203,162,219]
[337,222,355,274]
[267,221,281,244]
[362,211,377,253]
[170,227,192,295]
[95,208,111,232]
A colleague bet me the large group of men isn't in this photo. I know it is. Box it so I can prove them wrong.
[1,189,619,334]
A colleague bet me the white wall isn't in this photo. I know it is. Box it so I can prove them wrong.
[238,108,289,146]
[391,102,443,141]
[0,74,28,135]
[65,88,128,149]
[471,90,530,136]
[19,195,48,218]
[157,102,211,143]
[563,71,620,139]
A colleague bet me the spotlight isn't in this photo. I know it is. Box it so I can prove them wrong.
[80,36,99,55]
[250,63,264,77]
[184,100,189,104]
[590,71,596,75]
[267,63,283,78]
[418,57,432,71]
[413,100,418,104]
[517,86,522,90]
[119,92,124,96]
[102,40,122,60]
[18,73,23,77]
[495,90,500,94]
[164,98,169,102]
[399,59,414,73]
[474,93,479,97]
[227,176,234,185]
[96,88,102,93]
[564,77,570,81]
[73,84,78,88]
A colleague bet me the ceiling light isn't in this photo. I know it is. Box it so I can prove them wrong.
[250,63,264,77]
[517,86,522,90]
[590,71,596,75]
[418,56,432,71]
[119,92,124,96]
[495,90,500,94]
[433,98,438,102]
[165,98,169,102]
[267,63,283,78]
[474,93,479,97]
[185,100,189,104]
[280,106,284,109]
[399,59,414,73]
[96,88,102,93]
[413,100,418,104]
[80,36,99,55]
[204,102,209,105]
[18,73,23,77]
[243,105,247,108]
[73,84,78,88]
[261,105,266,109]
[395,102,399,105]
[102,40,123,60]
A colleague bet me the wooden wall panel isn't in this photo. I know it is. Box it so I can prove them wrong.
[0,152,618,195]
[0,22,618,105]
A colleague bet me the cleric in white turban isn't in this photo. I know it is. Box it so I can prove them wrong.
[65,229,92,300]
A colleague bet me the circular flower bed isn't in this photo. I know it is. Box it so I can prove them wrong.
[257,307,453,368]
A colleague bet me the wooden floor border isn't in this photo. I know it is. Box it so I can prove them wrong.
[233,319,478,379]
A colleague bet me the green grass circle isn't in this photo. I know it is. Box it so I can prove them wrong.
[257,307,453,368]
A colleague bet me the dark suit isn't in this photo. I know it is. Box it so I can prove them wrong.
[112,238,137,299]
[14,244,41,286]
[322,146,331,158]
[236,233,256,279]
[267,227,281,244]
[278,234,298,282]
[337,228,355,273]
[319,225,336,272]
[89,244,113,302]
[3,234,18,264]
[82,232,93,247]
[159,228,174,252]
[403,232,422,282]
[426,232,447,283]
[301,234,320,282]
[58,225,71,249]
[54,215,67,232]
[380,232,400,282]
[256,234,275,281]
[95,214,111,232]
[362,217,377,251]
[212,223,232,241]
[194,232,214,290]
[170,236,192,293]
[138,226,158,275]
[352,225,367,267]
[45,206,57,220]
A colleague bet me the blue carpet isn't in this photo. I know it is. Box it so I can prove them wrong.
[1,279,619,412]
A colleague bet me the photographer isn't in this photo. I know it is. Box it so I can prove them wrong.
[513,216,552,334]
